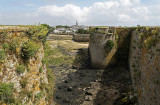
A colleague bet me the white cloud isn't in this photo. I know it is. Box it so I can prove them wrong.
[93,1,119,9]
[33,0,148,25]
[37,4,90,23]
[118,14,131,22]
[1,0,160,26]
[119,0,132,6]
[133,0,140,4]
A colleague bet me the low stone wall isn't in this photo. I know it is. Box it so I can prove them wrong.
[73,34,90,42]
[50,32,74,35]
[47,34,73,40]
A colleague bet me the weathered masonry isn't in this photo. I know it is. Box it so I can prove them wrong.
[89,26,160,105]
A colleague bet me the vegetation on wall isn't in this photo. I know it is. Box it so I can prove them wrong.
[0,25,52,104]
[0,83,14,104]
[2,43,9,51]
[0,31,8,44]
[89,26,108,34]
[105,40,115,52]
[20,78,28,88]
[76,28,89,34]
[136,27,160,49]
[21,40,40,60]
[26,25,49,43]
[41,24,55,33]
[16,65,26,75]
[9,38,20,53]
[0,50,6,63]
[144,37,157,49]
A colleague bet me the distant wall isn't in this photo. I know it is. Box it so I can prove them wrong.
[47,34,73,40]
[73,34,90,42]
[50,32,74,35]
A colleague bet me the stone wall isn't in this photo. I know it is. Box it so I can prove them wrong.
[129,27,160,105]
[0,27,51,105]
[89,27,116,69]
[73,34,90,42]
[115,28,132,66]
[89,26,160,105]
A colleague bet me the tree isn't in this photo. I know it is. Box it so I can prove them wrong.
[76,28,89,34]
[41,24,55,33]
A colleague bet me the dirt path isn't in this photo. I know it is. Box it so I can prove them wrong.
[47,34,135,105]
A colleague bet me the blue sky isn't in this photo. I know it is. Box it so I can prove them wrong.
[0,0,160,26]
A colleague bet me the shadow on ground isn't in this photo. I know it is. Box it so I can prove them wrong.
[93,66,135,105]
[51,48,135,105]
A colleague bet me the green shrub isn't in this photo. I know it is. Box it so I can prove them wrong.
[19,90,32,99]
[0,50,6,63]
[39,67,43,73]
[20,78,28,88]
[144,37,157,49]
[37,27,48,43]
[39,82,47,90]
[41,24,54,33]
[26,25,48,43]
[2,43,9,50]
[105,40,115,52]
[42,58,47,65]
[9,39,19,53]
[21,41,40,60]
[16,65,26,75]
[76,28,89,34]
[27,68,30,72]
[27,91,33,98]
[0,83,15,103]
[35,91,44,100]
[34,91,44,104]
[0,31,8,43]
[139,32,145,41]
[145,27,149,31]
[115,34,119,40]
[152,29,159,36]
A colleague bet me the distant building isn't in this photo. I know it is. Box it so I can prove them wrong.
[137,25,140,27]
[53,21,89,34]
[76,20,78,26]
[53,29,60,33]
[70,21,89,32]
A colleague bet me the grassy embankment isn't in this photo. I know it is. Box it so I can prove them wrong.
[44,36,89,68]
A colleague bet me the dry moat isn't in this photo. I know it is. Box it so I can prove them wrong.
[47,34,135,105]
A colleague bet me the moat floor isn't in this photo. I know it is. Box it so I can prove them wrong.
[47,34,134,105]
[51,66,133,105]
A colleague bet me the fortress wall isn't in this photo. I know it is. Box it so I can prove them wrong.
[89,26,160,104]
[129,28,160,105]
[115,28,132,66]
[89,28,116,69]
[0,27,50,104]
[73,34,90,42]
